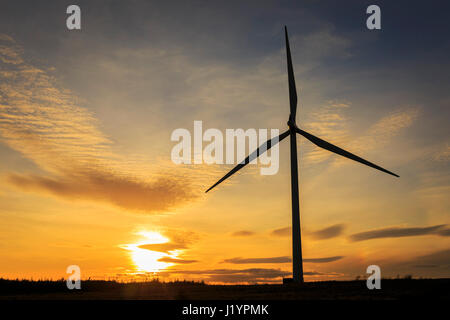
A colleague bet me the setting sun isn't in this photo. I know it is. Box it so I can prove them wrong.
[123,231,177,273]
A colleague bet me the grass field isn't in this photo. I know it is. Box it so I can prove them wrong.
[0,278,448,300]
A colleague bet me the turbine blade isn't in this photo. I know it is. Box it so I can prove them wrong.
[205,130,290,193]
[295,127,399,178]
[285,26,298,121]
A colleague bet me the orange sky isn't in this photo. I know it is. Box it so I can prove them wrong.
[0,2,449,284]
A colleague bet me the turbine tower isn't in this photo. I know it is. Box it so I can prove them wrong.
[205,26,399,284]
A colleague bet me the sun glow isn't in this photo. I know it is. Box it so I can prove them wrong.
[123,231,177,273]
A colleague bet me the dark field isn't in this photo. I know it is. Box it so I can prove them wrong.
[0,278,449,300]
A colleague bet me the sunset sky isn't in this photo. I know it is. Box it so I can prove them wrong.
[0,1,449,283]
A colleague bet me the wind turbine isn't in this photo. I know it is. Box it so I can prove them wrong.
[205,26,399,284]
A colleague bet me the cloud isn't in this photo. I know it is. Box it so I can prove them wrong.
[137,242,187,253]
[303,106,419,166]
[223,256,344,264]
[413,264,438,268]
[433,143,450,162]
[223,256,291,264]
[231,230,255,237]
[349,224,448,242]
[299,29,352,60]
[303,102,350,164]
[163,229,200,247]
[348,108,420,155]
[412,249,450,268]
[291,28,352,75]
[160,268,290,284]
[0,36,23,65]
[304,256,344,263]
[7,172,193,213]
[138,229,198,254]
[309,224,345,240]
[158,268,337,283]
[394,249,450,272]
[436,228,450,236]
[0,37,196,213]
[270,226,290,237]
[158,257,197,264]
[164,268,288,276]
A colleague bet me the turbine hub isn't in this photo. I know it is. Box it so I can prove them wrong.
[287,117,297,130]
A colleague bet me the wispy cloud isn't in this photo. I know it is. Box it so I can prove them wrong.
[223,256,291,264]
[158,267,338,283]
[7,172,193,213]
[412,249,450,268]
[303,101,350,164]
[0,35,195,213]
[436,228,450,236]
[231,230,255,237]
[138,229,198,253]
[433,143,450,162]
[223,256,344,264]
[138,242,187,254]
[309,224,345,240]
[349,108,420,155]
[269,225,345,240]
[158,257,197,264]
[303,105,419,167]
[270,226,290,237]
[158,268,289,284]
[395,249,450,271]
[349,224,448,242]
[304,256,344,263]
[291,28,353,75]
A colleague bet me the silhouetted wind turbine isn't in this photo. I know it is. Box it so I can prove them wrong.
[205,26,399,284]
